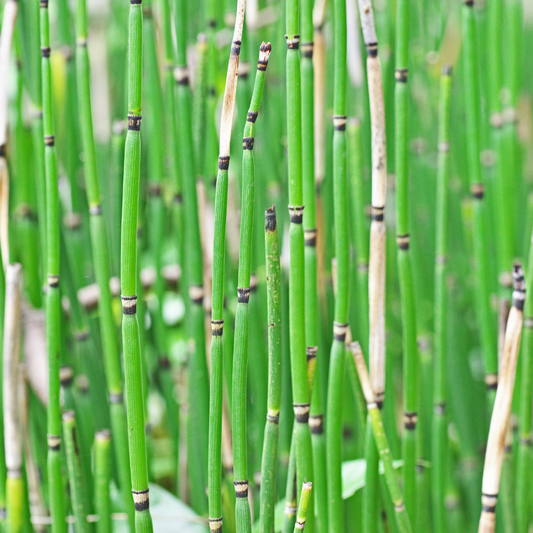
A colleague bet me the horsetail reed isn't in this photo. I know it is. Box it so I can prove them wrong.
[74,0,133,523]
[120,0,153,529]
[174,0,210,512]
[432,65,452,533]
[40,0,67,528]
[63,411,89,533]
[462,0,497,399]
[230,41,271,533]
[479,264,525,533]
[208,0,246,529]
[325,0,349,530]
[3,264,22,533]
[94,430,112,533]
[260,206,282,533]
[351,342,412,533]
[286,0,315,529]
[394,0,419,519]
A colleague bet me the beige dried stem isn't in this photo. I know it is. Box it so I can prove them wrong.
[356,0,387,404]
[3,263,23,478]
[478,263,525,533]
[0,0,18,269]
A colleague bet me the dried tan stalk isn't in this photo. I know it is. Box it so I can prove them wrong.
[219,0,247,158]
[3,263,22,476]
[478,264,525,533]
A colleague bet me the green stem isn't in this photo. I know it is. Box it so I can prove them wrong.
[432,66,452,533]
[94,430,112,533]
[120,0,153,530]
[293,482,313,532]
[259,206,282,533]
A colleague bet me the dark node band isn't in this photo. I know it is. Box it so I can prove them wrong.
[470,183,484,199]
[485,373,498,390]
[434,403,446,415]
[250,275,258,292]
[265,206,277,231]
[175,66,189,85]
[218,156,230,170]
[208,517,223,532]
[60,366,74,387]
[482,504,496,513]
[130,0,142,4]
[211,319,224,337]
[267,413,280,424]
[301,41,314,58]
[40,0,48,7]
[464,0,473,6]
[76,38,87,48]
[74,329,89,342]
[306,346,317,361]
[237,287,250,304]
[234,481,248,498]
[243,137,254,150]
[121,295,137,315]
[309,414,324,434]
[44,135,55,146]
[442,64,452,76]
[366,43,378,57]
[127,115,142,131]
[260,42,271,53]
[333,322,348,342]
[513,293,525,311]
[189,285,204,304]
[293,403,310,423]
[143,6,152,17]
[132,489,149,511]
[48,274,59,288]
[41,47,51,58]
[304,228,317,246]
[285,34,300,50]
[395,68,408,82]
[397,233,410,250]
[333,115,347,131]
[288,205,304,224]
[403,411,418,430]
[89,204,102,216]
[159,356,170,369]
[47,435,61,451]
[247,111,258,123]
[109,392,124,404]
[173,193,183,204]
[208,19,216,28]
[148,183,161,196]
[231,40,242,56]
[0,145,5,157]
[371,205,384,221]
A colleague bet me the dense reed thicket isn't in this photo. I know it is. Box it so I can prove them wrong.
[1,0,533,532]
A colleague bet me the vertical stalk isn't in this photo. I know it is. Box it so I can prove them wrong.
[356,1,386,531]
[173,0,210,513]
[286,1,315,530]
[120,0,153,529]
[74,0,134,525]
[62,411,89,533]
[4,264,23,533]
[39,0,66,529]
[516,230,533,532]
[432,66,452,533]
[394,0,418,520]
[259,206,282,533]
[207,1,247,530]
[478,265,525,533]
[326,0,349,529]
[462,0,497,400]
[231,42,270,533]
[94,430,112,533]
[231,43,271,532]
[301,0,326,529]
